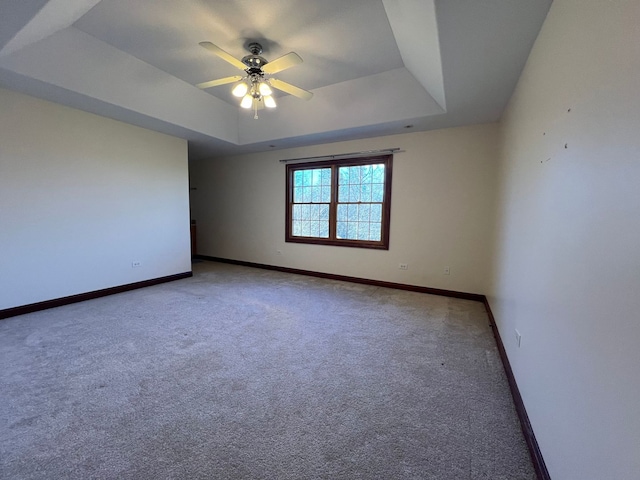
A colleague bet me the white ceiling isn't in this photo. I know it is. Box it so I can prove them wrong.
[0,0,552,159]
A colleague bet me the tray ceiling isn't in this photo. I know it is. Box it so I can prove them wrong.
[0,0,552,159]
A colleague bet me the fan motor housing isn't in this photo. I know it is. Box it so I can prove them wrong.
[242,42,268,73]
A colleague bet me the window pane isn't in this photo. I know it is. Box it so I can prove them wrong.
[372,164,384,183]
[311,186,321,202]
[371,183,384,202]
[349,166,360,184]
[322,186,331,203]
[294,187,302,203]
[337,204,347,221]
[347,203,358,221]
[360,183,371,202]
[319,204,330,221]
[302,187,310,202]
[338,185,348,202]
[361,164,372,183]
[293,221,302,236]
[321,168,331,185]
[312,169,322,185]
[301,204,310,220]
[339,167,349,185]
[370,204,382,222]
[310,221,320,237]
[349,184,360,202]
[303,170,312,186]
[346,222,358,239]
[370,223,381,241]
[310,204,320,220]
[337,221,347,239]
[358,204,371,222]
[319,221,329,238]
[292,204,301,220]
[301,221,311,236]
[357,222,370,240]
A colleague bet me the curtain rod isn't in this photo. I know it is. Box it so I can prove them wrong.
[279,148,401,164]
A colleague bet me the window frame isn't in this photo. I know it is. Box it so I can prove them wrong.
[285,154,393,250]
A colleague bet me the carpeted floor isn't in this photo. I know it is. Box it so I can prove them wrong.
[0,261,535,479]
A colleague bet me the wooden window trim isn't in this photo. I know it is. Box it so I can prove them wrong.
[285,155,393,250]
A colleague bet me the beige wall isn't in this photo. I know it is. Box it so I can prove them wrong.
[489,0,640,478]
[190,124,499,295]
[0,88,191,310]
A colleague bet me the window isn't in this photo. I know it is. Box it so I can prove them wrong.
[286,155,392,249]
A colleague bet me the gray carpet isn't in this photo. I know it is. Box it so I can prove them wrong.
[1,261,535,479]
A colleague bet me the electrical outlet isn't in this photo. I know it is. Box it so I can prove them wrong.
[131,261,142,268]
[399,263,408,270]
[444,266,450,275]
[515,329,522,348]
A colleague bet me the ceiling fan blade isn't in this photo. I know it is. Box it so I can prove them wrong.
[269,78,313,100]
[199,41,247,71]
[262,52,303,74]
[196,75,243,89]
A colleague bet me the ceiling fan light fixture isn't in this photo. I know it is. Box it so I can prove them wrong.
[264,95,276,108]
[259,82,273,96]
[240,94,253,109]
[231,81,248,97]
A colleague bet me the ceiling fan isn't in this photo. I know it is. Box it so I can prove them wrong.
[197,41,313,118]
